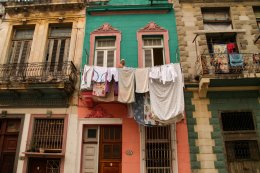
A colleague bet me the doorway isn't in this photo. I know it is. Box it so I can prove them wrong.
[0,118,21,173]
[82,125,122,173]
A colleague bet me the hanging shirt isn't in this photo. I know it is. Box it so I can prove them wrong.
[160,63,177,84]
[80,65,93,90]
[135,68,149,93]
[107,67,119,82]
[92,66,107,82]
[149,66,161,80]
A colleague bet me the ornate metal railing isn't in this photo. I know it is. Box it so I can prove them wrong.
[0,61,77,85]
[198,53,260,76]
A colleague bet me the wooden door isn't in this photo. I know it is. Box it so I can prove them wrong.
[0,119,21,173]
[99,126,122,173]
[82,144,98,173]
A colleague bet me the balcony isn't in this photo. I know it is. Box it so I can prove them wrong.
[197,53,260,97]
[0,61,77,107]
[1,0,85,13]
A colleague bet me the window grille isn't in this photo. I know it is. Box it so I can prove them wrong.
[221,112,255,131]
[31,119,64,152]
[47,159,60,173]
[145,126,172,173]
[226,140,260,161]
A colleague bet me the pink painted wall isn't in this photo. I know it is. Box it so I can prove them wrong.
[176,118,191,173]
[78,100,140,173]
[78,100,191,173]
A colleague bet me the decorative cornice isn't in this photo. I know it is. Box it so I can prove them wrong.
[91,23,120,34]
[85,105,113,118]
[138,21,167,32]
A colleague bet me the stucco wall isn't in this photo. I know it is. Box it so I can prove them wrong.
[83,10,179,67]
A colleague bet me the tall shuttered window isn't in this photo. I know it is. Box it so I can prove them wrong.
[94,39,116,67]
[143,38,164,67]
[45,25,71,71]
[8,28,34,64]
[145,126,172,173]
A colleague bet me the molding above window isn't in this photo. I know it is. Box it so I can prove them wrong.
[137,22,170,67]
[89,23,121,67]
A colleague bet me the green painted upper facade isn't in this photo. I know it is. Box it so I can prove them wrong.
[82,0,179,68]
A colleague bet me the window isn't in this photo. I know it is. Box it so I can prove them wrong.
[94,39,116,67]
[137,22,170,67]
[145,126,172,173]
[221,111,260,172]
[89,23,121,67]
[253,7,260,29]
[8,27,34,64]
[30,119,64,153]
[206,33,237,53]
[45,24,72,71]
[143,38,165,67]
[202,8,232,31]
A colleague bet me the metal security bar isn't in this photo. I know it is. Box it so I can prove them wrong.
[47,160,60,173]
[145,126,172,173]
[221,112,255,131]
[226,140,260,161]
[31,119,64,152]
[0,61,77,84]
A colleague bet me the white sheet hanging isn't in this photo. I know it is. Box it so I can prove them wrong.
[149,63,184,122]
[135,68,149,93]
[80,65,93,90]
[118,68,135,103]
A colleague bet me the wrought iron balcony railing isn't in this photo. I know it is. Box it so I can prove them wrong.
[198,53,260,76]
[0,61,77,85]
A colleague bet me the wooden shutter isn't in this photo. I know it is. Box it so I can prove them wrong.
[9,40,31,64]
[107,50,115,67]
[144,49,152,67]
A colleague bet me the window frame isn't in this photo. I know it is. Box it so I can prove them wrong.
[220,111,260,162]
[137,22,170,68]
[89,23,121,67]
[8,26,35,64]
[45,24,72,64]
[24,114,68,173]
[94,38,116,67]
[142,37,165,67]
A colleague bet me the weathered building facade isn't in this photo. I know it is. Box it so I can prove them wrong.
[0,1,85,172]
[174,0,260,173]
[79,0,191,173]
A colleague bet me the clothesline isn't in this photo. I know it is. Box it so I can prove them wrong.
[80,63,185,125]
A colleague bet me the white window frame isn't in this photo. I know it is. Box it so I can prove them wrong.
[142,38,165,67]
[140,124,178,173]
[94,39,116,67]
